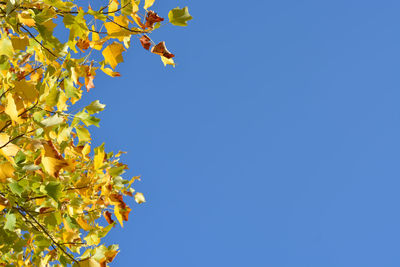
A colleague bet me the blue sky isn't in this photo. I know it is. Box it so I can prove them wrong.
[81,0,400,266]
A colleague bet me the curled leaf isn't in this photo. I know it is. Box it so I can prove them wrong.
[104,211,115,225]
[77,38,90,51]
[145,11,164,29]
[151,42,175,59]
[140,35,151,50]
[134,192,146,204]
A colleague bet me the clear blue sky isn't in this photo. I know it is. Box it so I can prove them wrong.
[82,0,400,266]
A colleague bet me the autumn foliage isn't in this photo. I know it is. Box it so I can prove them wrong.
[0,0,191,266]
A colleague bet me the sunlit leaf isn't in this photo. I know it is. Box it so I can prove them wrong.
[168,7,193,26]
[102,42,125,69]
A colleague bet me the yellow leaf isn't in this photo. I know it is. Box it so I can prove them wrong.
[4,93,24,123]
[78,258,101,267]
[108,0,120,16]
[128,176,141,187]
[82,143,91,160]
[90,26,105,50]
[43,19,57,33]
[0,134,19,158]
[114,205,124,227]
[14,80,38,103]
[18,12,36,27]
[161,56,175,67]
[104,17,132,42]
[102,42,125,69]
[39,254,52,267]
[10,36,29,51]
[131,14,145,28]
[131,0,139,13]
[84,232,100,246]
[144,0,156,9]
[101,66,121,77]
[76,216,92,231]
[134,192,146,204]
[94,144,105,171]
[42,141,69,178]
[62,230,79,243]
[57,90,68,111]
[0,162,14,182]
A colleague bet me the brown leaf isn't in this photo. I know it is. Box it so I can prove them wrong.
[76,38,90,51]
[110,193,126,208]
[140,35,151,50]
[39,207,54,214]
[85,75,95,92]
[121,206,131,221]
[104,211,114,225]
[145,11,164,29]
[151,42,175,59]
[85,63,95,92]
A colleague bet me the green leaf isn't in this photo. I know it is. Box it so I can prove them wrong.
[73,110,100,127]
[22,164,40,171]
[76,126,91,143]
[0,37,14,57]
[86,100,106,114]
[36,235,51,248]
[168,7,193,26]
[45,86,61,107]
[14,151,26,165]
[45,181,62,201]
[109,166,125,177]
[41,114,64,127]
[8,181,24,196]
[4,213,16,231]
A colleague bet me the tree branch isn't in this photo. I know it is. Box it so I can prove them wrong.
[106,17,146,34]
[19,25,58,58]
[17,205,79,264]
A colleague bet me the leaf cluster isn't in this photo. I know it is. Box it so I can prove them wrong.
[0,0,191,266]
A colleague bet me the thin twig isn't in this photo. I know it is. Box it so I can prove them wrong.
[19,25,58,58]
[17,205,79,264]
[0,134,24,149]
[106,17,146,34]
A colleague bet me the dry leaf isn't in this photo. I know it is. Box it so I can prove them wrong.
[151,42,175,59]
[145,11,164,29]
[140,35,151,50]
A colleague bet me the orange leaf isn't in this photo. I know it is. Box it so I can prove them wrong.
[85,75,95,92]
[77,38,90,51]
[103,211,114,225]
[145,11,164,29]
[140,35,151,50]
[151,42,175,59]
